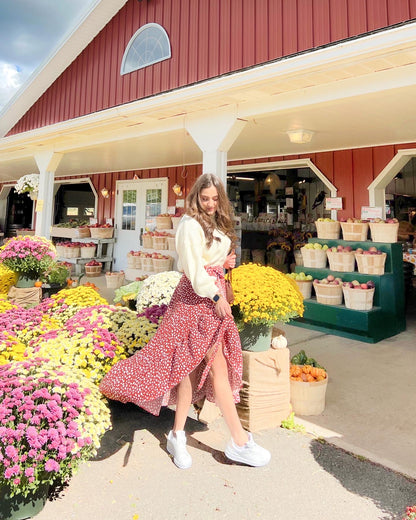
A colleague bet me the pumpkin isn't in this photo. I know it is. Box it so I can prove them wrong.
[290,363,327,382]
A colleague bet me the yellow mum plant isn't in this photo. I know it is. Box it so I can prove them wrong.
[230,263,304,329]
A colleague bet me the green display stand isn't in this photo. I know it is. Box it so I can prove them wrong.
[291,238,406,343]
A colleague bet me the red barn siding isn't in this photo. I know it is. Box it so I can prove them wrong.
[9,0,416,135]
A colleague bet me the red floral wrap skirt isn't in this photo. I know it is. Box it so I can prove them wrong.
[99,266,243,416]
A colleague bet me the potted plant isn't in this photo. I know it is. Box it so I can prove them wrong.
[0,358,111,519]
[14,174,40,200]
[40,262,71,298]
[0,236,56,287]
[230,263,304,351]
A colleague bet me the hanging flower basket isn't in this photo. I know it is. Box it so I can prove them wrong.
[14,174,40,196]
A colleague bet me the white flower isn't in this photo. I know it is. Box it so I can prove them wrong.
[136,270,182,312]
[15,173,40,194]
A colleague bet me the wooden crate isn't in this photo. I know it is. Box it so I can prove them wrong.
[50,226,90,238]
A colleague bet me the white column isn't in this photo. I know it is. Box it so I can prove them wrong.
[185,109,247,185]
[34,151,63,239]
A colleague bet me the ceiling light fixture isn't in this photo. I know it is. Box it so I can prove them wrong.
[286,129,314,144]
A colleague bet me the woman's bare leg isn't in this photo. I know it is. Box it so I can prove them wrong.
[208,347,249,446]
[173,375,192,432]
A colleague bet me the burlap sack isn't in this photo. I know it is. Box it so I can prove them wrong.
[8,286,42,306]
[236,347,291,432]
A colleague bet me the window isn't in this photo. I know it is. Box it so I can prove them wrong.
[121,23,171,75]
[145,188,162,217]
[122,190,137,230]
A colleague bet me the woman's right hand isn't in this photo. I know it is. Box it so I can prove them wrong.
[214,295,232,319]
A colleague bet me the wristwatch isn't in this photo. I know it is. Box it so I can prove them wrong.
[213,294,221,303]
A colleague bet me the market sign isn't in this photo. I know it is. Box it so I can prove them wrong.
[325,197,343,210]
[361,206,383,220]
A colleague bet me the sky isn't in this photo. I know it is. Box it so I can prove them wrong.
[0,0,96,112]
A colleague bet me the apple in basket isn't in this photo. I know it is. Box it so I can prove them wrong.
[343,280,375,290]
[86,260,102,266]
[315,275,342,285]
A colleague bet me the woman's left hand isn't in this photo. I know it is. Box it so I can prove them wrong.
[215,296,232,319]
[223,250,236,270]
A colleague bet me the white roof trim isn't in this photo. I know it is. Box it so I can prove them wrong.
[0,0,128,137]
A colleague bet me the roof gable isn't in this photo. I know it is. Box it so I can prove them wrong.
[0,0,127,137]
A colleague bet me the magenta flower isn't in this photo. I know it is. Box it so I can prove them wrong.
[44,459,60,472]
[0,359,110,498]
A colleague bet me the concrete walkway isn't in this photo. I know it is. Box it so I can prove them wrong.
[35,274,416,520]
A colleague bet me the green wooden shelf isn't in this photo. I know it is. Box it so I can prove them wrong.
[291,239,406,343]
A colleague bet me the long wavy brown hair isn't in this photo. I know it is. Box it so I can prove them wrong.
[185,173,237,249]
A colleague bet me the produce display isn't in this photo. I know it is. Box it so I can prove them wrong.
[53,219,90,228]
[328,244,353,253]
[88,223,114,229]
[287,272,313,281]
[289,349,327,382]
[302,242,329,251]
[355,245,384,256]
[85,259,102,266]
[342,279,375,290]
[339,217,367,223]
[313,274,343,285]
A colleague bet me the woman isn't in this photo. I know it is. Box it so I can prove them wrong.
[99,173,270,469]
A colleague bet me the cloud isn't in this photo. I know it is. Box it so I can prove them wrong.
[0,0,94,110]
[0,62,27,109]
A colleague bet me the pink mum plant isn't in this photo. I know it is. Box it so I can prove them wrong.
[0,358,111,498]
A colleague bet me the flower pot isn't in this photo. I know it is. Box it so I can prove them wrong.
[0,484,49,520]
[15,275,37,288]
[239,324,273,352]
[41,283,66,299]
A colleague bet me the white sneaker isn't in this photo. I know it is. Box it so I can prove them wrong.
[225,433,271,467]
[167,430,192,469]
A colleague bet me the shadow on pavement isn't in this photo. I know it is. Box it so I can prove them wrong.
[310,439,416,520]
[94,400,215,465]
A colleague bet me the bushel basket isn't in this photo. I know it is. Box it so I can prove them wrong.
[152,236,167,250]
[313,282,343,305]
[341,222,369,241]
[355,253,386,275]
[105,272,125,288]
[85,264,102,277]
[343,286,375,310]
[315,220,340,239]
[142,234,153,249]
[326,250,355,272]
[153,256,172,273]
[89,227,114,239]
[290,377,328,415]
[80,246,96,258]
[295,280,313,299]
[301,247,327,268]
[155,216,172,230]
[369,222,399,243]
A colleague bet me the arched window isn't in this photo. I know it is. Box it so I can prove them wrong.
[120,23,171,75]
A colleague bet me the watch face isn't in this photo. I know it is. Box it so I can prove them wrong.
[213,294,220,302]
